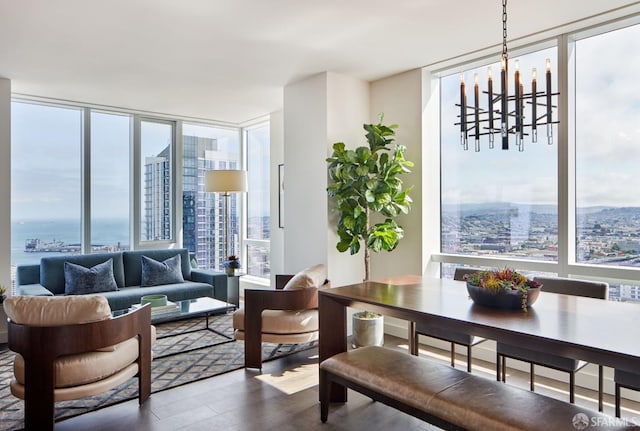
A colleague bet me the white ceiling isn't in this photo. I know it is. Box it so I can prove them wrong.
[1,0,638,124]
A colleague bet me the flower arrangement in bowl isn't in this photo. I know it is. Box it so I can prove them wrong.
[223,255,241,276]
[464,268,542,312]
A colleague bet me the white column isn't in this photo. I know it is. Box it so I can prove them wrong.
[283,72,369,286]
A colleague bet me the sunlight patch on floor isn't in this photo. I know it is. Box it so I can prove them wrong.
[255,362,319,395]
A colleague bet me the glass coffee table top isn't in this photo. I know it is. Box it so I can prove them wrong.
[114,296,235,322]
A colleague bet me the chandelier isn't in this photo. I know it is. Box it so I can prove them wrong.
[457,0,558,152]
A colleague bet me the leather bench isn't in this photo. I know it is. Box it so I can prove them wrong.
[320,346,636,430]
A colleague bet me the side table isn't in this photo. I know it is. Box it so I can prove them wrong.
[224,273,243,307]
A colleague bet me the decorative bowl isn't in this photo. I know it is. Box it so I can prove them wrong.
[466,282,541,310]
[141,294,168,308]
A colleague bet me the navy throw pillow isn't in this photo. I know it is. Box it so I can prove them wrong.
[140,254,185,287]
[64,258,118,295]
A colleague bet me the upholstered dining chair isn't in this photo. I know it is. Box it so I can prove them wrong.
[233,263,329,369]
[411,267,486,372]
[5,295,154,431]
[615,366,640,416]
[496,276,609,411]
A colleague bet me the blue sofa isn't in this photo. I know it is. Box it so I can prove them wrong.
[15,248,228,311]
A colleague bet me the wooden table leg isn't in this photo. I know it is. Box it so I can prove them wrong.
[318,293,347,402]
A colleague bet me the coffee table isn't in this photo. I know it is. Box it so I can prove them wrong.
[114,296,237,358]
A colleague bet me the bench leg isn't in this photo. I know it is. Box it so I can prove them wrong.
[467,345,472,373]
[615,383,621,418]
[496,352,501,381]
[450,343,455,368]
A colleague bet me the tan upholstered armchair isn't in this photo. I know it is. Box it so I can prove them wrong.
[4,295,154,431]
[233,264,328,369]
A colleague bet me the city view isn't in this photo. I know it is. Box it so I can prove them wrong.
[443,204,640,301]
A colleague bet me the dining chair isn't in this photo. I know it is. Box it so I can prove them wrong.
[614,367,640,417]
[413,267,486,372]
[496,276,608,411]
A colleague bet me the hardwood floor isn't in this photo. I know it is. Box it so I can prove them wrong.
[53,335,640,431]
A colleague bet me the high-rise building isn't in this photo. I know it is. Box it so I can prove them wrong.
[181,135,239,271]
[143,135,240,271]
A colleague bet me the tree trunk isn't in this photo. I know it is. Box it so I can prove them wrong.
[364,207,370,281]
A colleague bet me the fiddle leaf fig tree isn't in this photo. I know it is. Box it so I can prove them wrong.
[327,114,413,281]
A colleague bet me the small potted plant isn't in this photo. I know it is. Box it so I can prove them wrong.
[223,256,241,276]
[464,268,542,312]
[0,283,6,304]
[352,310,384,348]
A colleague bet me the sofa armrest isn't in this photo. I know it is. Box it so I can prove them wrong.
[17,284,55,297]
[190,269,228,299]
[16,264,40,286]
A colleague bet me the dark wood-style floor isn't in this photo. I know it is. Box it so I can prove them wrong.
[53,336,640,431]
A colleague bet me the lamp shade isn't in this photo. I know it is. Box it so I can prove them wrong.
[205,170,247,193]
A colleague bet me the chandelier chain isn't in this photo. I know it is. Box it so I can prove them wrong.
[502,0,508,60]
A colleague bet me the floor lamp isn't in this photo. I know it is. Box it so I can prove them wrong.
[205,170,247,262]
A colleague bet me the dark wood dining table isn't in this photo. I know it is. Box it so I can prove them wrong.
[318,275,640,402]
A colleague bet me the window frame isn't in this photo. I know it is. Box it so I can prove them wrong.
[241,119,271,281]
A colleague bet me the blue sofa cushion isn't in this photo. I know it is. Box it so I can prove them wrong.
[40,253,126,295]
[123,249,191,287]
[141,254,185,287]
[64,258,118,295]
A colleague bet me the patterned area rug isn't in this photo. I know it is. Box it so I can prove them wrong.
[0,312,317,431]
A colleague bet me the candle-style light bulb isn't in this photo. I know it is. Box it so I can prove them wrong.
[500,56,508,150]
[531,68,538,143]
[460,72,467,148]
[487,66,494,148]
[474,73,480,152]
[514,60,521,136]
[545,58,553,145]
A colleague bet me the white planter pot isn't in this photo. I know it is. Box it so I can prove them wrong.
[352,312,384,348]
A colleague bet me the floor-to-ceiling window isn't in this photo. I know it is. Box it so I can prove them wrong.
[10,99,269,286]
[181,123,241,272]
[245,123,270,279]
[91,111,131,252]
[140,119,174,243]
[11,102,83,286]
[436,17,640,300]
[440,46,558,267]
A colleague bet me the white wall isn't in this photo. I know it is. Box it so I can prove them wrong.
[0,77,10,343]
[369,69,424,280]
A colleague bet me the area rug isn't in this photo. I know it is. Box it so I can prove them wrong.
[0,312,317,431]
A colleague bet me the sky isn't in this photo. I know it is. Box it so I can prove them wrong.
[441,23,640,207]
[10,107,247,221]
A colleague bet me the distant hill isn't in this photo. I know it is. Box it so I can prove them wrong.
[442,203,640,216]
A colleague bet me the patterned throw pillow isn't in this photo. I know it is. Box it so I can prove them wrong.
[140,254,185,287]
[64,259,118,295]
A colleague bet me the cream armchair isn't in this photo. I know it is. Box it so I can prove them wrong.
[233,264,328,369]
[4,295,154,431]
